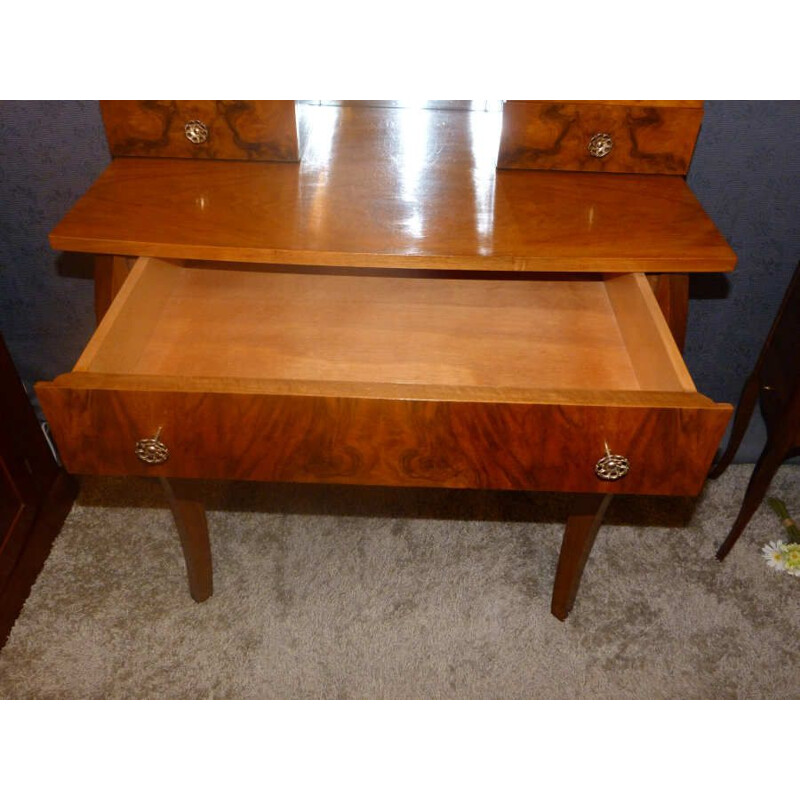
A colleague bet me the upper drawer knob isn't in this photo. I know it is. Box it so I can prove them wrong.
[588,132,613,158]
[135,427,169,465]
[184,120,209,145]
[595,443,629,481]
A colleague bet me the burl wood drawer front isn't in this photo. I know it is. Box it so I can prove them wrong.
[498,101,704,174]
[99,101,299,162]
[36,381,729,496]
[34,257,731,497]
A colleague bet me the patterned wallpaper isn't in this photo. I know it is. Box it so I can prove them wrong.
[1,101,798,462]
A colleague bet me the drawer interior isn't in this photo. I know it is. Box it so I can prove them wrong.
[74,257,695,394]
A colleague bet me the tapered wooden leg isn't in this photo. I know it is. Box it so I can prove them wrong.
[160,478,213,602]
[551,494,612,620]
[708,371,760,479]
[716,443,788,561]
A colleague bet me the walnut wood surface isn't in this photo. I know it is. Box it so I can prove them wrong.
[498,101,704,174]
[605,273,694,390]
[50,104,735,273]
[160,478,212,602]
[94,254,132,323]
[36,380,731,497]
[73,258,693,394]
[647,273,690,352]
[100,101,299,162]
[37,257,731,496]
[551,494,612,620]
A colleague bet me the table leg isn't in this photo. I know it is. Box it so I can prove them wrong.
[715,441,789,561]
[551,494,612,620]
[160,478,213,602]
[708,370,760,479]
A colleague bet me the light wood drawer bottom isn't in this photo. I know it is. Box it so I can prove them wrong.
[36,257,731,496]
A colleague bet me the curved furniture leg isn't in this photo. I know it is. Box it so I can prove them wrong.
[551,494,612,620]
[160,478,213,602]
[716,442,788,561]
[708,371,760,479]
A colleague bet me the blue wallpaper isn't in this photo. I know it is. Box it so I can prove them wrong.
[685,101,800,459]
[0,101,108,384]
[1,101,798,462]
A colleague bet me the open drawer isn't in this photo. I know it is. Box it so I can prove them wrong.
[36,257,731,496]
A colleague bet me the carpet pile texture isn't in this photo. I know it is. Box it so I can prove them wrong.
[1,464,798,699]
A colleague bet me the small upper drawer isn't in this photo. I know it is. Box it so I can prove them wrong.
[498,101,704,174]
[100,100,299,162]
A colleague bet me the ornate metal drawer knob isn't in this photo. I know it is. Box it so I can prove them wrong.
[595,442,629,481]
[184,120,209,145]
[135,427,169,465]
[588,132,613,158]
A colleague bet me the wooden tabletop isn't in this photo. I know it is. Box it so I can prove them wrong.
[50,103,736,273]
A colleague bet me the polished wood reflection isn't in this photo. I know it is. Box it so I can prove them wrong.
[51,104,735,273]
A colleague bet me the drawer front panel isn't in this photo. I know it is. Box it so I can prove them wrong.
[498,102,703,174]
[100,101,299,162]
[37,385,731,497]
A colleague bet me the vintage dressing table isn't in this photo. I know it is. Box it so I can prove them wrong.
[36,100,736,619]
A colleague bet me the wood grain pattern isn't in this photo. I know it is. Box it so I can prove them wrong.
[93,254,133,323]
[160,478,212,602]
[76,257,181,373]
[551,494,612,620]
[100,101,299,162]
[557,101,703,107]
[498,101,704,174]
[35,380,731,497]
[50,104,736,273]
[76,259,694,394]
[647,273,690,352]
[605,273,694,391]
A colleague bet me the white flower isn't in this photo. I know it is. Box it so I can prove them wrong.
[762,541,787,572]
[781,543,800,576]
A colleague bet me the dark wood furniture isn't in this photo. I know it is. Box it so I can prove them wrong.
[99,100,299,162]
[36,101,736,619]
[498,101,704,174]
[0,334,77,648]
[710,261,800,559]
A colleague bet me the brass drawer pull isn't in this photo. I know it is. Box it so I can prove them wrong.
[184,120,209,145]
[595,442,629,481]
[135,427,169,465]
[588,132,613,158]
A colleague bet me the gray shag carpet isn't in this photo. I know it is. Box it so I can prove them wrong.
[1,464,798,699]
